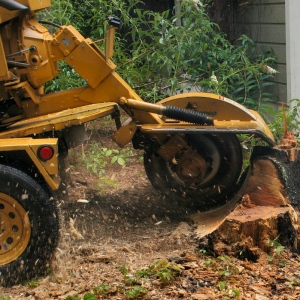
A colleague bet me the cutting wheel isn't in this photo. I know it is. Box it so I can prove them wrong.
[144,133,244,210]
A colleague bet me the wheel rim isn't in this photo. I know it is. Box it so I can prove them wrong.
[144,133,244,208]
[0,193,31,265]
[168,134,242,189]
[169,135,222,187]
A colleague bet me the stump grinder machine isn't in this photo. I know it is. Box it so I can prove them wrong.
[0,0,298,286]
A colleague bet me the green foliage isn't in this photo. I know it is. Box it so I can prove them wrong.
[217,280,226,291]
[154,260,181,285]
[39,0,276,110]
[0,295,11,300]
[229,288,240,298]
[205,258,216,267]
[217,283,241,299]
[65,295,81,300]
[44,62,86,93]
[107,149,127,166]
[267,239,287,267]
[95,176,117,190]
[266,98,300,143]
[79,142,132,176]
[81,144,109,175]
[38,0,73,26]
[25,280,40,288]
[217,256,239,278]
[205,256,241,298]
[120,265,141,286]
[120,259,181,286]
[83,293,95,300]
[199,248,209,255]
[205,255,239,278]
[269,239,285,256]
[116,4,276,108]
[93,283,110,295]
[125,285,148,299]
[85,262,181,299]
[286,277,299,288]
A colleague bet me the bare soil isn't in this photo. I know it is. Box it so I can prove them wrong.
[1,135,300,299]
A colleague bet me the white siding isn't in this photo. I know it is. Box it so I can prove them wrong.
[285,0,300,107]
[237,1,286,104]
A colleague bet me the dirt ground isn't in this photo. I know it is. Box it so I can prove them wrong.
[2,137,300,299]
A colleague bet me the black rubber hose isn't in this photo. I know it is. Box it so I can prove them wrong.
[162,106,214,125]
[0,0,29,11]
[39,20,62,29]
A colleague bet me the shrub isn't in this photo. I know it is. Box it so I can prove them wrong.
[39,0,276,110]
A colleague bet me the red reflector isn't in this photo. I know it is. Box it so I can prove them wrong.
[38,146,54,161]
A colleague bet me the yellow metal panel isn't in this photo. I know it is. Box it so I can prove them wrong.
[52,26,84,57]
[28,141,59,175]
[0,103,118,138]
[22,19,62,87]
[18,0,50,11]
[112,124,137,148]
[0,138,59,190]
[154,92,275,144]
[157,93,258,122]
[141,120,276,146]
[78,72,164,125]
[65,40,116,89]
[106,27,115,59]
[0,8,20,24]
[0,37,8,80]
[0,138,58,174]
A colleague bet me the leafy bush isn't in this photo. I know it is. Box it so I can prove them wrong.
[39,0,277,110]
[116,2,277,109]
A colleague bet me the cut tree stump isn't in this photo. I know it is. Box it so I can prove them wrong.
[193,146,300,259]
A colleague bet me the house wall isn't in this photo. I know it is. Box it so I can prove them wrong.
[237,0,286,104]
[285,0,300,107]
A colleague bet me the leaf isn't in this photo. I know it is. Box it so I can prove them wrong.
[83,293,96,300]
[105,150,112,156]
[111,156,118,164]
[93,284,109,294]
[65,296,80,300]
[118,157,126,166]
[217,281,226,291]
[230,289,240,297]
[275,245,285,256]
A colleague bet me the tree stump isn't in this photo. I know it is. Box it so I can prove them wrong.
[193,146,300,259]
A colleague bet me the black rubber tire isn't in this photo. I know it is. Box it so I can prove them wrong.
[144,133,243,210]
[0,165,59,286]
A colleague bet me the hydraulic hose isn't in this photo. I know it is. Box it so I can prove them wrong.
[163,106,214,125]
[38,20,62,29]
[120,98,214,126]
